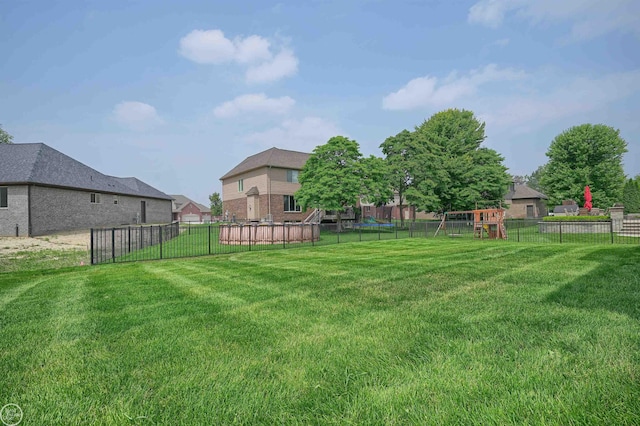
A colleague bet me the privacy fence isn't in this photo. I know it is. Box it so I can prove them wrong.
[90,219,640,265]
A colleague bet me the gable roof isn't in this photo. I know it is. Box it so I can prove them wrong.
[505,183,547,200]
[0,143,172,200]
[220,147,310,180]
[170,194,211,213]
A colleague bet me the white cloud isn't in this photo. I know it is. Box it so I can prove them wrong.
[213,93,295,118]
[468,0,518,28]
[234,35,272,64]
[244,117,344,151]
[482,69,640,131]
[112,101,163,130]
[382,64,526,110]
[178,29,236,64]
[468,0,640,42]
[179,29,299,83]
[245,49,299,84]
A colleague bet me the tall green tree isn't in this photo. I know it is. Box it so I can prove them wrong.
[527,164,547,194]
[0,125,13,144]
[296,136,387,231]
[512,175,527,185]
[208,192,223,216]
[540,124,627,208]
[380,129,414,227]
[621,179,640,213]
[359,154,393,209]
[408,109,510,212]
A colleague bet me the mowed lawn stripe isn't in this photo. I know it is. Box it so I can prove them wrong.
[0,239,638,424]
[15,274,98,423]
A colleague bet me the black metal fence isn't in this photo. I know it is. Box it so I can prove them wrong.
[90,219,640,265]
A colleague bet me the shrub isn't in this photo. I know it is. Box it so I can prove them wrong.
[542,215,609,222]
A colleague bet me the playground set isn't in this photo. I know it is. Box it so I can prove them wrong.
[435,208,508,239]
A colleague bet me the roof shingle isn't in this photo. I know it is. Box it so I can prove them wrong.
[220,147,310,180]
[0,143,171,200]
[505,183,547,200]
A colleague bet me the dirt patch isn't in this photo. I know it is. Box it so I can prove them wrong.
[0,231,90,256]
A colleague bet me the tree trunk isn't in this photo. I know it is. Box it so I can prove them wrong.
[336,211,342,233]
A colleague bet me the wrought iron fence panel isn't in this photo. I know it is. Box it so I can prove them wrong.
[90,218,639,265]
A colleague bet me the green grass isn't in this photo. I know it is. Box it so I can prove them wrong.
[1,239,639,424]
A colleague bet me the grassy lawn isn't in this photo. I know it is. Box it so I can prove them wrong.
[1,239,639,424]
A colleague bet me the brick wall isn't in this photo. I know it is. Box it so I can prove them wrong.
[505,199,548,219]
[29,186,172,236]
[0,185,29,236]
[223,194,311,222]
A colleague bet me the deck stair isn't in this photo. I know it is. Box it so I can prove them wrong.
[618,219,640,237]
[303,209,323,224]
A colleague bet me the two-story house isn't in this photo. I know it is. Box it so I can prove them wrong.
[220,147,313,223]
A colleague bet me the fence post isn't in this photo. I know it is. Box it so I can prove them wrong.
[395,223,398,239]
[249,224,252,251]
[159,226,163,259]
[559,221,562,243]
[208,224,211,255]
[111,228,115,263]
[610,220,614,244]
[517,223,520,242]
[90,228,95,265]
[311,223,315,247]
[128,226,131,253]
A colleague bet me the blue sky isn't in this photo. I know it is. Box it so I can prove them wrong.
[2,0,639,205]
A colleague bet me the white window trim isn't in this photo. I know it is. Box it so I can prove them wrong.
[284,195,301,212]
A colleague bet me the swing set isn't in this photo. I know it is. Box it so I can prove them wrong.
[434,208,508,239]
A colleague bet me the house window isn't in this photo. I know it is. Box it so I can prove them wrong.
[238,179,244,192]
[90,193,101,204]
[286,170,299,183]
[113,195,119,205]
[284,195,301,212]
[0,187,7,208]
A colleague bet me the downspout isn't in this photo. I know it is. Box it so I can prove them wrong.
[27,185,32,236]
[268,165,272,217]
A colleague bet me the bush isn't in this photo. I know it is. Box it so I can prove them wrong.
[542,215,609,222]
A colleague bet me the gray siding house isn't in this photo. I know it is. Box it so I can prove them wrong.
[0,143,172,236]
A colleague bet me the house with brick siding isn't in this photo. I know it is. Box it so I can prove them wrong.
[0,143,172,236]
[504,183,548,219]
[220,147,314,223]
[171,194,211,223]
